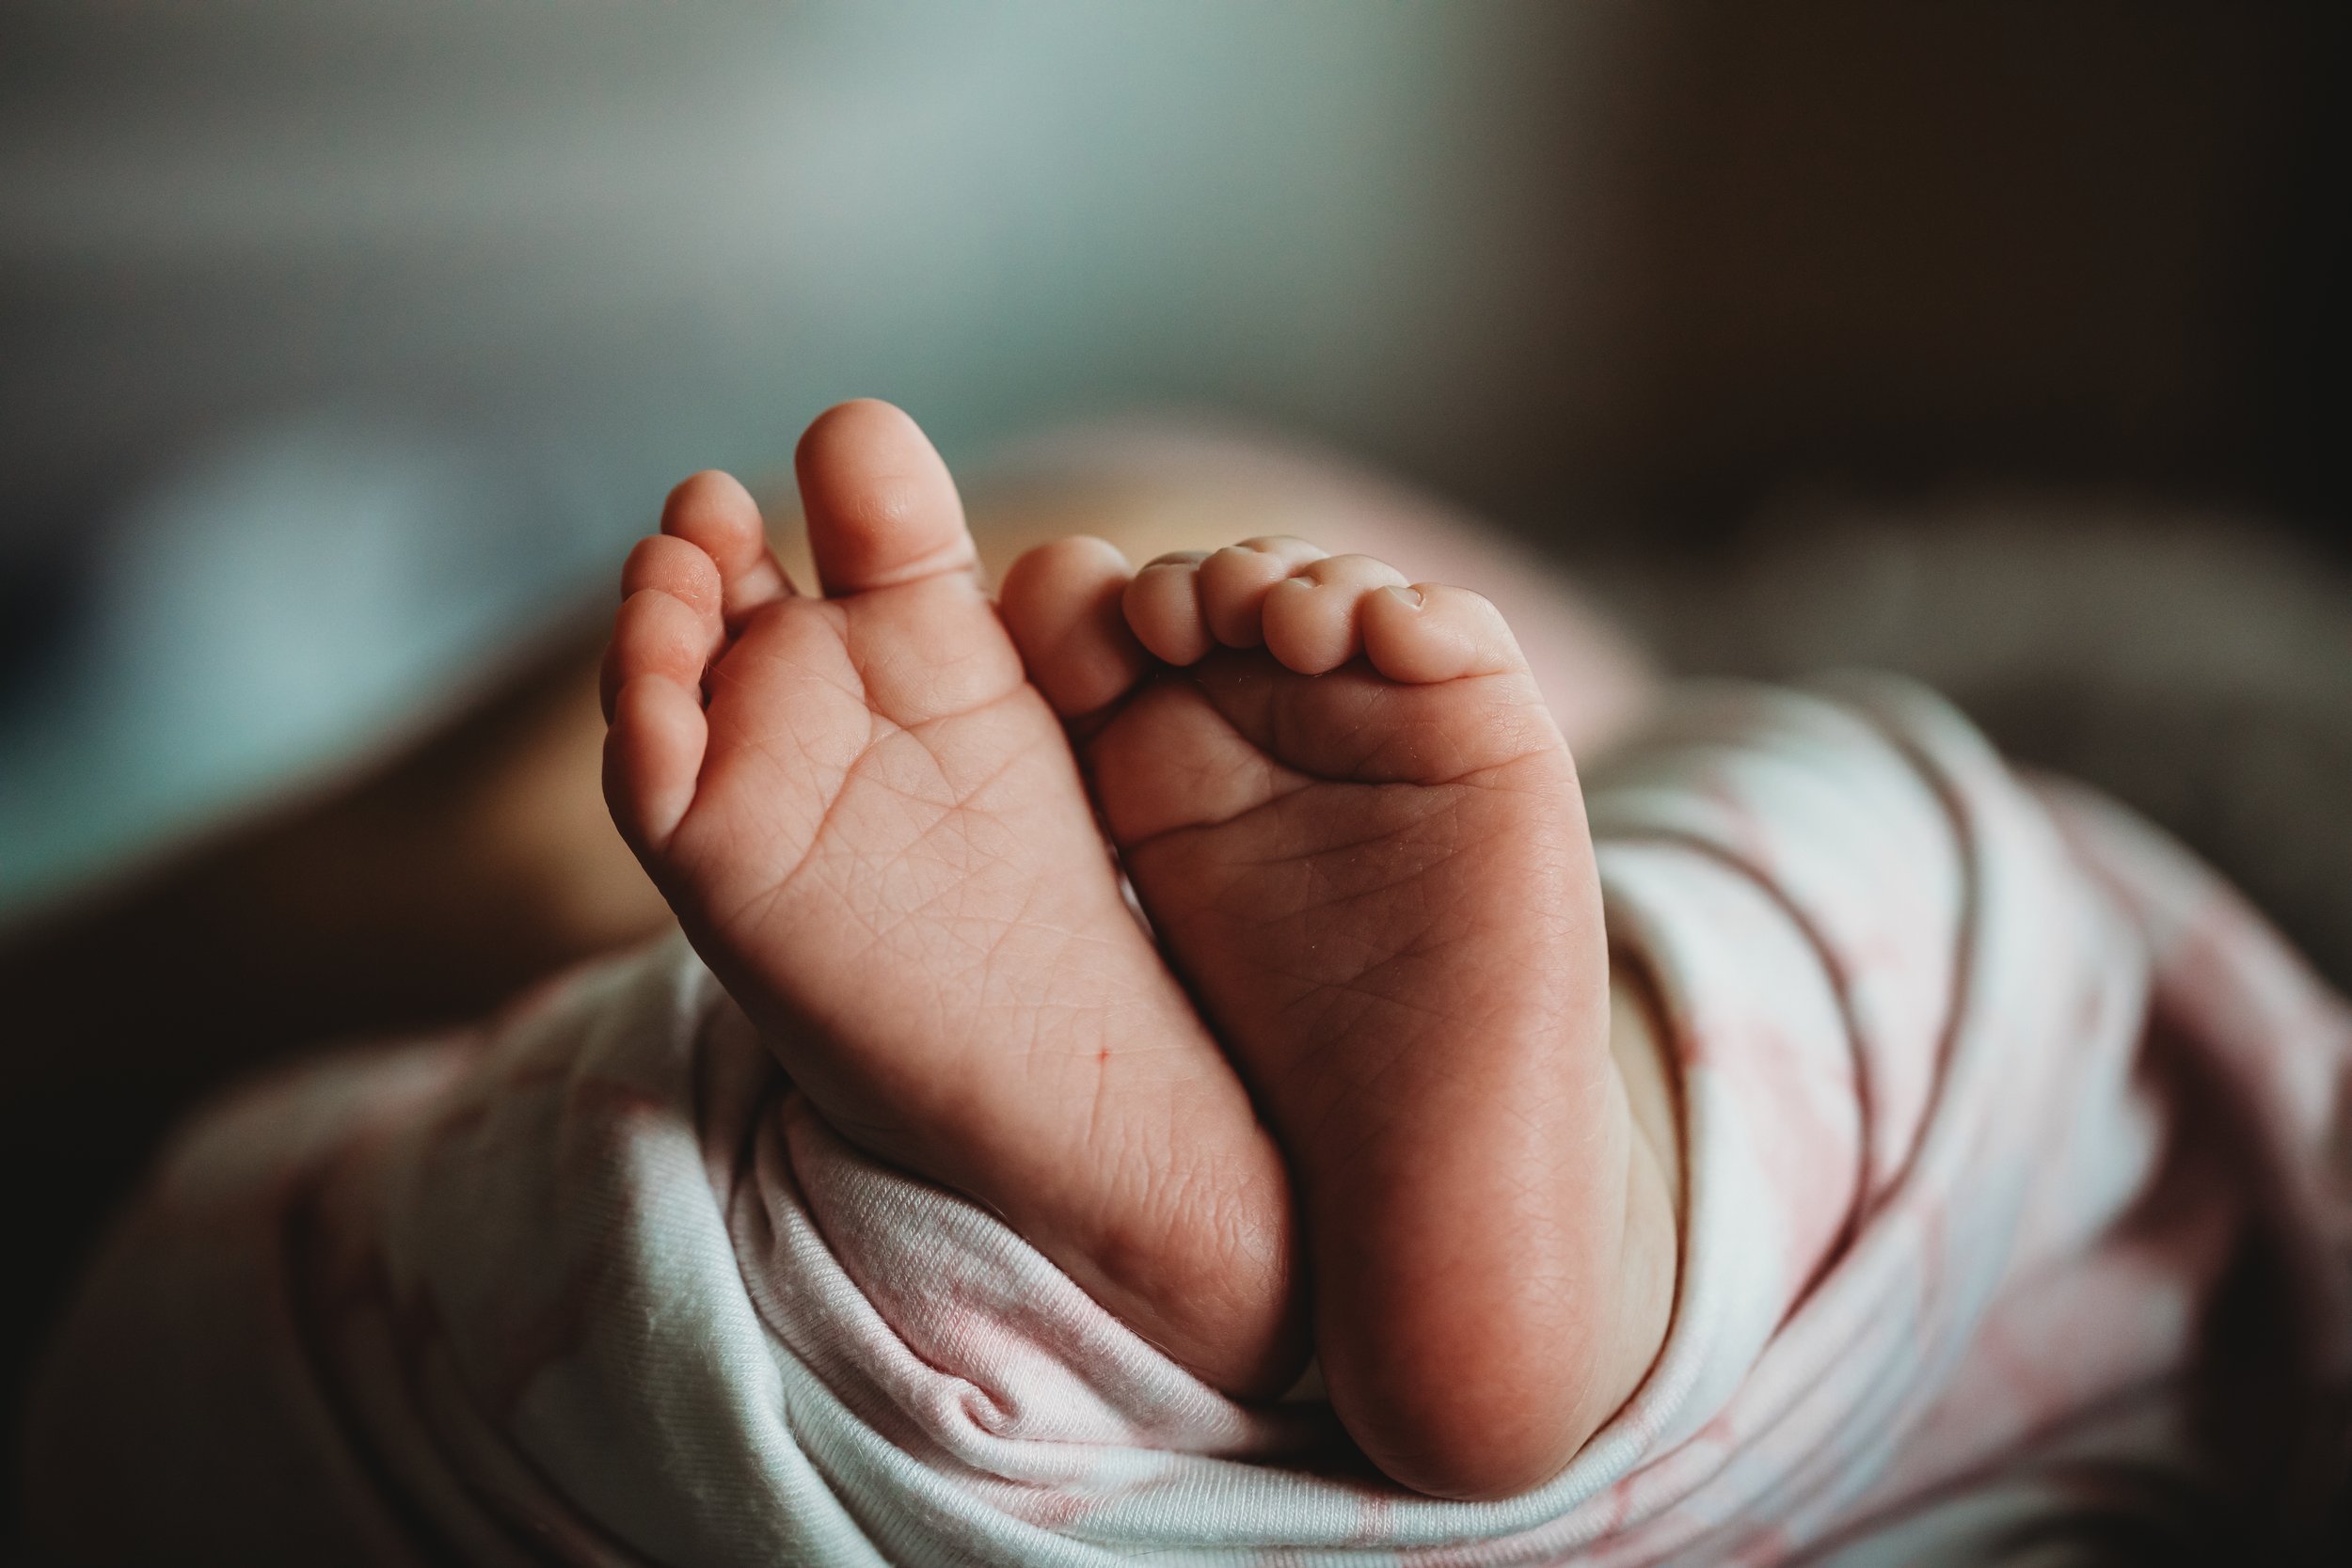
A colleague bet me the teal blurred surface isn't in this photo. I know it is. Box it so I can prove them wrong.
[0,2,1623,917]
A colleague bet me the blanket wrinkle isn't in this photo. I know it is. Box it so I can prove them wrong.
[24,673,2351,1565]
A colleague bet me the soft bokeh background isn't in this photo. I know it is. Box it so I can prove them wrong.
[4,0,2345,917]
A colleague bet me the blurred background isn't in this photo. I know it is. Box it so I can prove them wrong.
[2,0,2348,1481]
[5,0,2346,920]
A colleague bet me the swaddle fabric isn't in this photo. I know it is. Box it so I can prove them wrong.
[28,675,2351,1562]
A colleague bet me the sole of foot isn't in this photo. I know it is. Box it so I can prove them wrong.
[1000,532,1679,1499]
[601,402,1302,1394]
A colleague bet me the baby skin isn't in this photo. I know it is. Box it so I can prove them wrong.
[601,401,1680,1499]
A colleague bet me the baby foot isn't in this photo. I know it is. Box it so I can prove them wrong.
[1000,536,1680,1498]
[601,403,1301,1394]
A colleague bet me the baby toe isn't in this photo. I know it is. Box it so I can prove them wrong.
[623,533,725,625]
[602,583,723,721]
[1198,537,1327,648]
[661,468,794,626]
[1123,552,1216,666]
[1361,583,1523,684]
[794,400,980,597]
[603,673,708,854]
[1259,556,1405,674]
[998,536,1152,718]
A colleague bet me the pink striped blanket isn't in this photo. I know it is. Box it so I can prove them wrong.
[27,674,2352,1562]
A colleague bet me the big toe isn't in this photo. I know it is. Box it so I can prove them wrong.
[775,400,1021,729]
[997,535,1153,719]
[795,400,980,595]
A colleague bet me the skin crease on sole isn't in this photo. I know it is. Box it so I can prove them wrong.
[999,531,1682,1500]
[609,401,1682,1500]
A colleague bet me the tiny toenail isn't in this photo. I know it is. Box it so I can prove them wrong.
[1392,586,1425,608]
